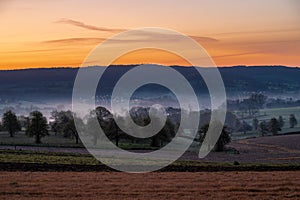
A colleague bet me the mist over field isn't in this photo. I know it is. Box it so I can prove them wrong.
[0,65,300,118]
[1,1,299,199]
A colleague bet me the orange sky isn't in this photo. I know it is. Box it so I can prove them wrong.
[0,0,299,69]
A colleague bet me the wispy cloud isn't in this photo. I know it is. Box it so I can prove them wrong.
[42,35,218,47]
[0,48,66,54]
[190,35,219,43]
[55,18,126,32]
[54,18,219,43]
[212,51,262,59]
[42,37,145,46]
[128,30,219,43]
[43,38,106,45]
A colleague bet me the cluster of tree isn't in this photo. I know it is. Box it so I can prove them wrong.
[0,107,179,147]
[50,110,83,144]
[252,114,298,136]
[228,93,267,117]
[85,106,178,148]
[1,105,297,151]
[1,110,48,143]
[88,107,232,150]
[198,123,231,152]
[0,107,233,151]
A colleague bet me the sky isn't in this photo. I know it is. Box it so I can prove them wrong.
[0,0,299,69]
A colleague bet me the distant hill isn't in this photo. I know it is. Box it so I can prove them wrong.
[0,65,299,104]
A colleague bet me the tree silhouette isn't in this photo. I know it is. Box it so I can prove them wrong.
[86,106,120,146]
[252,118,259,131]
[50,110,83,144]
[278,116,284,129]
[26,111,48,144]
[258,121,268,136]
[151,118,176,147]
[289,114,298,128]
[198,123,231,152]
[2,110,20,137]
[239,93,267,117]
[269,118,281,135]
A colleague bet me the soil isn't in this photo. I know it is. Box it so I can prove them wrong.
[0,171,299,200]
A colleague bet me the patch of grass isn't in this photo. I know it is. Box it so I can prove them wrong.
[0,149,99,165]
[0,132,158,150]
[0,149,300,170]
[0,131,84,148]
[173,160,234,167]
[119,143,158,150]
[172,159,300,168]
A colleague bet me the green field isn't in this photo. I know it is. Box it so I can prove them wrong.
[0,150,98,165]
[0,131,157,150]
[0,131,84,148]
[1,149,298,169]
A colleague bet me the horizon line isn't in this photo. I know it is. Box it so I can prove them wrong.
[0,64,299,71]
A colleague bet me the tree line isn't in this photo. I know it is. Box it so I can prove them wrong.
[0,110,48,144]
[0,107,232,151]
[252,114,298,136]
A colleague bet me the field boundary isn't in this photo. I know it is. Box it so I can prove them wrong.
[1,162,300,172]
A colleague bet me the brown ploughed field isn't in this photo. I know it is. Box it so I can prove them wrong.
[0,171,299,200]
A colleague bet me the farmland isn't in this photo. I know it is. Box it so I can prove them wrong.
[0,107,299,199]
[0,171,299,200]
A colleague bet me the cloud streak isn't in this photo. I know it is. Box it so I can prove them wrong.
[43,38,106,45]
[55,18,126,32]
[190,35,219,43]
[0,48,66,54]
[212,51,262,59]
[55,18,219,43]
[42,37,146,46]
[42,35,218,47]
